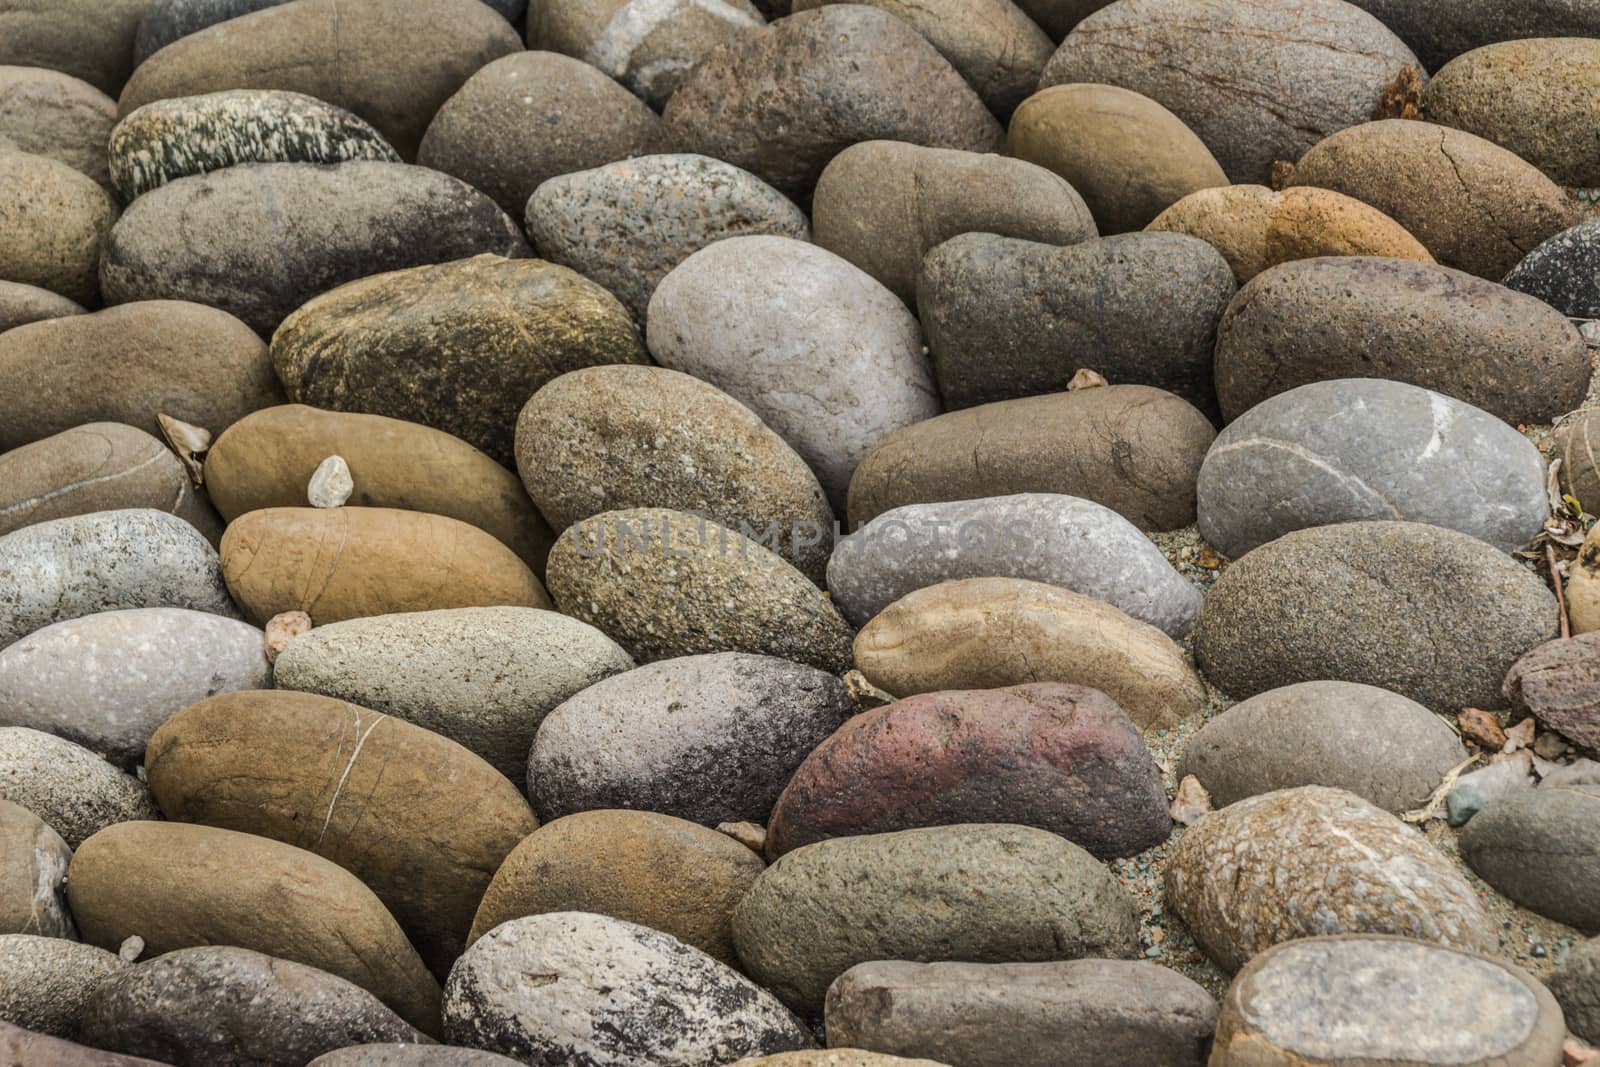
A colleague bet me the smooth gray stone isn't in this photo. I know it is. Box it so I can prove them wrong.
[0,935,126,1039]
[1506,221,1600,320]
[1197,378,1548,558]
[827,493,1202,636]
[1341,0,1600,71]
[1460,784,1600,931]
[0,729,158,848]
[0,509,238,651]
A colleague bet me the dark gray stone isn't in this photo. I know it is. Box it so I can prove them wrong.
[0,935,126,1039]
[1342,0,1600,71]
[1549,937,1600,1045]
[1506,221,1600,320]
[1461,785,1600,931]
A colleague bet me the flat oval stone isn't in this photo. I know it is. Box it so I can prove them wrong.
[731,1056,947,1067]
[79,947,426,1065]
[101,162,530,336]
[0,729,158,848]
[530,652,852,826]
[0,608,269,766]
[1213,256,1588,425]
[444,912,813,1064]
[1460,785,1600,930]
[517,366,833,583]
[0,280,82,333]
[766,682,1171,859]
[468,810,763,964]
[0,935,126,1039]
[271,608,633,792]
[848,385,1214,532]
[1008,84,1227,235]
[0,66,117,188]
[1210,935,1567,1067]
[220,507,549,626]
[661,5,1003,201]
[526,153,809,322]
[647,236,938,510]
[1506,220,1600,320]
[1040,0,1420,183]
[0,1020,169,1067]
[1285,119,1577,280]
[117,0,522,159]
[310,1050,524,1067]
[109,90,400,202]
[273,255,643,466]
[918,232,1234,417]
[1193,521,1559,710]
[0,799,73,938]
[0,0,152,97]
[828,493,1203,636]
[0,509,237,651]
[1198,378,1548,558]
[812,141,1096,305]
[1165,786,1495,971]
[852,578,1206,732]
[1180,681,1468,813]
[1504,633,1600,750]
[1567,527,1600,636]
[733,824,1140,1016]
[0,149,115,306]
[1343,0,1600,71]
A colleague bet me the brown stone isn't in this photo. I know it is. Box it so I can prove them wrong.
[1458,707,1509,750]
[0,66,116,187]
[0,799,73,938]
[730,1055,948,1067]
[0,280,81,333]
[1505,635,1600,751]
[0,149,115,306]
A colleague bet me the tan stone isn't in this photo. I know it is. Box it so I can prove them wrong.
[0,280,81,333]
[0,799,73,938]
[0,150,115,306]
[1570,524,1600,635]
[0,66,116,188]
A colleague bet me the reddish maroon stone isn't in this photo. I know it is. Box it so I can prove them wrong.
[1505,633,1600,749]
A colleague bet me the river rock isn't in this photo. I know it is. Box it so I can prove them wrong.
[271,608,633,791]
[1166,786,1495,971]
[829,494,1202,636]
[0,800,73,939]
[1008,84,1227,234]
[0,0,151,96]
[0,281,82,333]
[1549,937,1600,1044]
[1199,379,1548,558]
[734,824,1139,1015]
[0,66,116,188]
[0,935,126,1038]
[1148,184,1434,283]
[0,510,237,650]
[0,149,114,306]
[767,682,1171,859]
[647,236,938,509]
[1180,681,1468,813]
[852,579,1206,730]
[918,232,1234,416]
[220,507,549,626]
[0,729,157,848]
[526,153,809,322]
[530,652,852,826]
[546,509,855,672]
[732,1057,947,1067]
[1040,0,1420,183]
[311,1050,524,1067]
[1194,521,1559,709]
[1506,221,1600,321]
[661,5,1003,201]
[1567,527,1600,635]
[516,366,833,583]
[1209,935,1568,1067]
[1213,256,1589,425]
[1343,0,1600,71]
[825,960,1218,1067]
[1460,785,1600,930]
[1285,119,1577,280]
[0,608,269,766]
[273,255,642,466]
[100,163,529,336]
[0,1019,168,1067]
[848,385,1213,532]
[812,141,1096,305]
[117,0,521,158]
[1505,634,1600,749]
[147,689,537,977]
[444,912,812,1064]
[109,90,400,202]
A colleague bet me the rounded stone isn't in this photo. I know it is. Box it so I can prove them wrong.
[1460,785,1600,930]
[0,66,116,188]
[731,1056,948,1067]
[0,0,152,97]
[100,162,530,336]
[0,799,73,939]
[525,153,809,322]
[546,508,855,673]
[109,89,400,202]
[0,1020,170,1067]
[0,149,115,306]
[0,608,270,766]
[272,255,643,467]
[1165,786,1496,972]
[270,607,634,792]
[310,1049,524,1067]
[1193,521,1560,710]
[444,912,813,1065]
[0,729,157,848]
[1179,681,1469,813]
[1198,378,1549,559]
[661,5,1003,201]
[1506,220,1600,321]
[116,0,522,159]
[516,366,834,583]
[1040,0,1420,183]
[0,934,126,1039]
[811,140,1096,305]
[1566,527,1600,636]
[828,493,1203,636]
[1008,84,1227,235]
[733,823,1140,1016]
[766,682,1171,860]
[1285,119,1578,281]
[529,652,853,827]
[220,507,549,627]
[1504,633,1600,750]
[918,232,1235,417]
[1213,256,1589,426]
[852,578,1207,732]
[147,689,538,977]
[1548,937,1600,1044]
[0,281,82,333]
[1147,184,1434,283]
[418,51,666,218]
